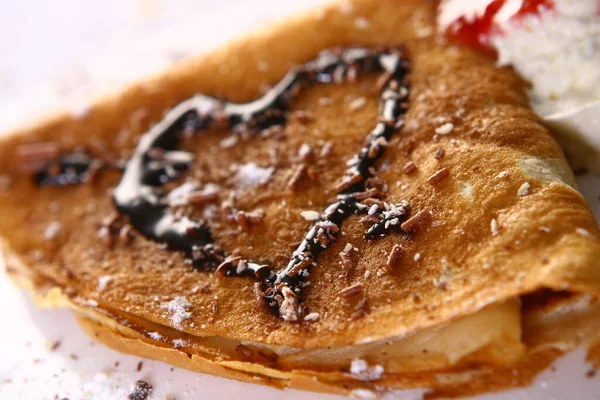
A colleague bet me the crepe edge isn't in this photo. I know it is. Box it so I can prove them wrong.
[4,238,600,399]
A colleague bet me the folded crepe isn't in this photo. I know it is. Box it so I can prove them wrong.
[1,0,600,398]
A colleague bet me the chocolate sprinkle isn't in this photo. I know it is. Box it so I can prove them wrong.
[427,167,450,185]
[386,244,402,272]
[339,283,364,298]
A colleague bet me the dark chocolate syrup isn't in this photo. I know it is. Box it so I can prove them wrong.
[35,151,102,186]
[44,47,411,320]
[114,47,410,319]
[364,201,410,241]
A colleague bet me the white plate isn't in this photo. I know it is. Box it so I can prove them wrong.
[0,1,599,398]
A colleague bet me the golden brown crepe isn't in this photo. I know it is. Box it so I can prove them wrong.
[1,0,600,398]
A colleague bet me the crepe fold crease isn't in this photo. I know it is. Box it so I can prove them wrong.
[1,0,600,398]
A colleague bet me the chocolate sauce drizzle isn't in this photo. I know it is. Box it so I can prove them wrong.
[45,47,411,320]
[35,151,103,186]
[365,201,410,240]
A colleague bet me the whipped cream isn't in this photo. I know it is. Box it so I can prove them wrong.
[438,0,600,170]
[491,0,600,117]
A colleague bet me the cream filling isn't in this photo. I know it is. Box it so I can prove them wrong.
[523,293,600,351]
[269,299,524,373]
[123,293,600,379]
[70,289,600,389]
[87,296,524,378]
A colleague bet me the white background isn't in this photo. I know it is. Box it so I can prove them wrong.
[0,1,599,399]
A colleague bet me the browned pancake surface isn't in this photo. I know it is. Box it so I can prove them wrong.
[0,0,599,356]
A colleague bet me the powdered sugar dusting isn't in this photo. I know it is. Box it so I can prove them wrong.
[44,221,62,240]
[350,359,384,381]
[351,389,378,399]
[279,287,299,322]
[148,332,162,340]
[160,297,192,328]
[167,181,199,207]
[97,276,113,291]
[172,339,188,348]
[235,163,274,188]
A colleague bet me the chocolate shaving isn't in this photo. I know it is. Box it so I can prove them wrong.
[586,369,597,378]
[362,198,384,207]
[187,191,219,206]
[403,161,417,174]
[306,166,319,180]
[400,211,426,232]
[119,224,135,245]
[87,140,121,168]
[254,282,265,308]
[339,251,353,270]
[96,226,113,248]
[335,173,363,192]
[236,211,250,232]
[368,137,388,158]
[246,209,265,224]
[360,215,380,225]
[17,142,60,173]
[352,188,381,201]
[215,256,241,278]
[339,283,363,298]
[347,64,359,82]
[386,244,402,272]
[287,257,313,277]
[101,212,119,229]
[427,167,450,185]
[352,297,368,319]
[292,110,314,124]
[197,282,212,293]
[365,177,385,191]
[376,70,394,92]
[288,164,307,190]
[320,142,333,157]
[261,124,285,140]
